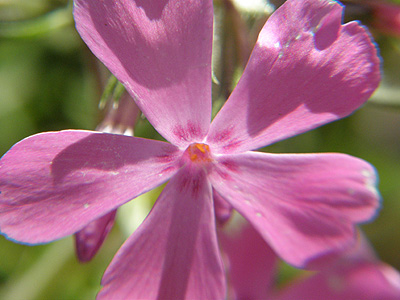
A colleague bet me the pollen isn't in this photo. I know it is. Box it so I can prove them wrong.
[186,143,212,163]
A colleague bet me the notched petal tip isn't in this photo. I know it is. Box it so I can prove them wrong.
[312,1,342,50]
[208,0,381,154]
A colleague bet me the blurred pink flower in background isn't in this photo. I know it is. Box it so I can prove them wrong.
[343,0,400,37]
[273,232,400,300]
[75,209,117,263]
[370,0,400,37]
[221,220,400,300]
[218,218,279,300]
[0,0,381,298]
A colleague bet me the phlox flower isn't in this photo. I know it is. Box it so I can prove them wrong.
[369,0,400,37]
[272,232,400,300]
[0,0,381,298]
[220,220,400,300]
[218,217,279,300]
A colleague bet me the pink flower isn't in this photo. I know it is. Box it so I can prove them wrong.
[275,261,400,300]
[370,1,400,37]
[0,0,381,298]
[221,221,400,300]
[273,233,400,300]
[218,218,279,300]
[342,0,400,37]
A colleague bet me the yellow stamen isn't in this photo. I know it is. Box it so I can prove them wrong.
[186,143,212,163]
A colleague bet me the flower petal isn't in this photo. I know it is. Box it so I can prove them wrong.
[209,151,380,267]
[73,0,213,147]
[273,262,400,300]
[305,230,378,270]
[0,130,180,244]
[207,0,381,153]
[75,209,117,263]
[213,189,233,225]
[98,167,226,300]
[218,219,278,300]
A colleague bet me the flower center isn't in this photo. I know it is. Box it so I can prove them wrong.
[185,143,212,163]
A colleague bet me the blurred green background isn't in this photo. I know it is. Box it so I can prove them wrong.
[1,0,400,299]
